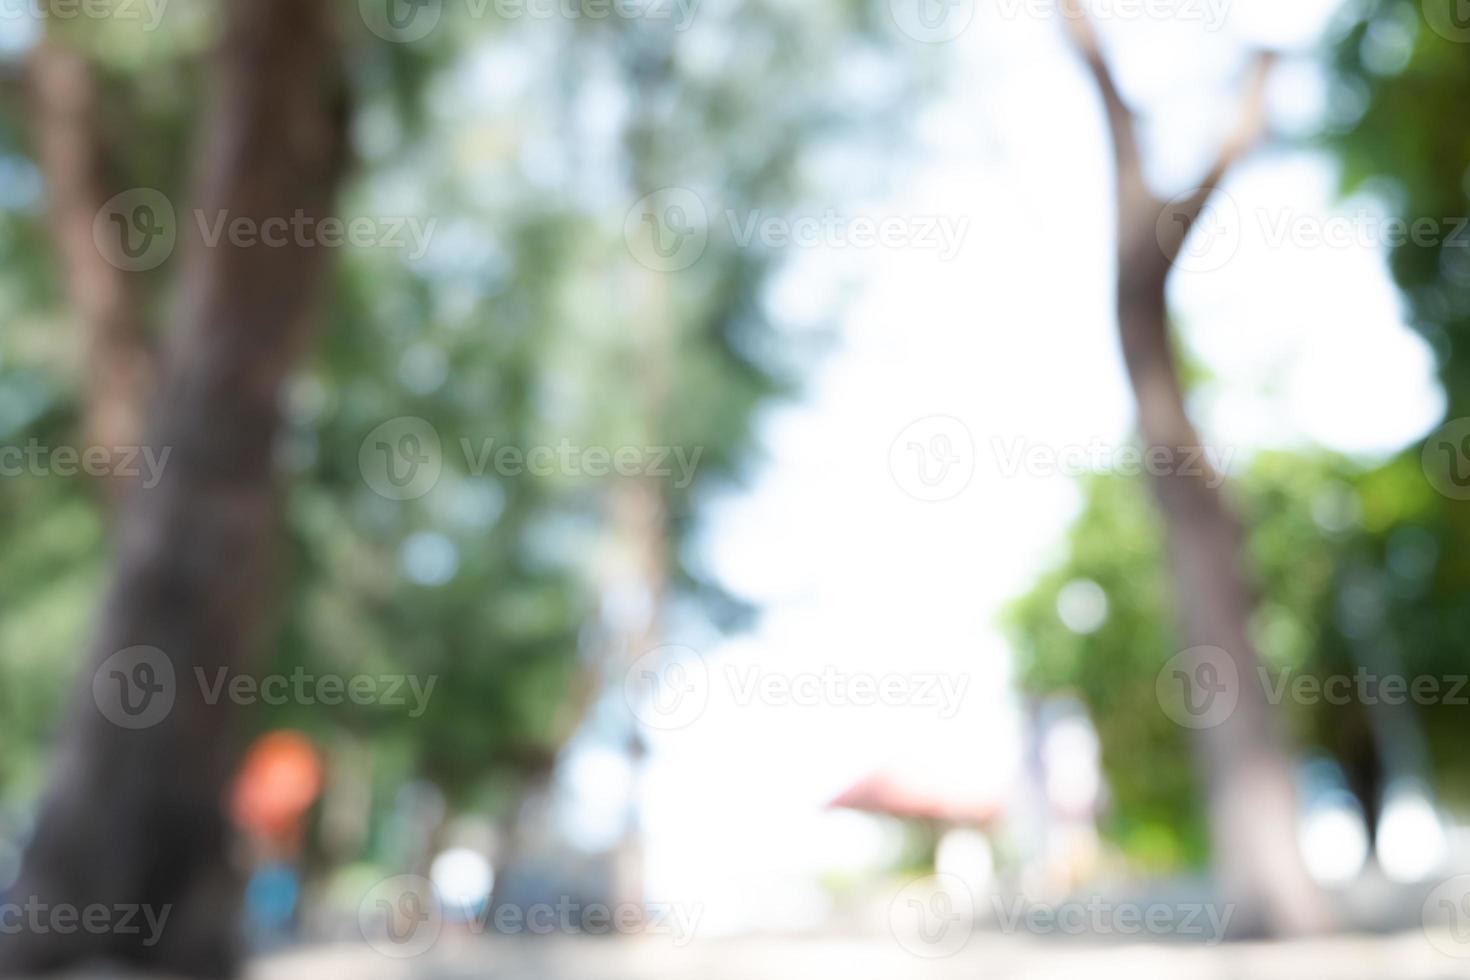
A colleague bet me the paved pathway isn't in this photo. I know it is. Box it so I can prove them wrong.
[253,931,1470,980]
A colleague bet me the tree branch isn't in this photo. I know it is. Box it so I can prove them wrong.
[1157,51,1276,263]
[1058,0,1151,212]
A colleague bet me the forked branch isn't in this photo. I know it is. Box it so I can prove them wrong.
[1059,0,1276,268]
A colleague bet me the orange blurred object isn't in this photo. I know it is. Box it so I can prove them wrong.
[230,730,324,843]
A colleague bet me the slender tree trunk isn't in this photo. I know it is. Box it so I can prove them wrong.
[1061,2,1331,935]
[3,0,347,974]
[1119,285,1332,936]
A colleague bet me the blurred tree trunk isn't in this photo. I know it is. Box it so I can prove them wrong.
[30,41,154,504]
[3,0,347,974]
[1061,4,1332,936]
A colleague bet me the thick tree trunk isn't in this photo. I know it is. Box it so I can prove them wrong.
[2,0,347,974]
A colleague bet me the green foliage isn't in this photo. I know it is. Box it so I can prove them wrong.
[1005,472,1203,868]
[1329,0,1470,413]
[0,0,923,858]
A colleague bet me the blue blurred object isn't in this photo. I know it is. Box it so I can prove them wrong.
[244,862,300,945]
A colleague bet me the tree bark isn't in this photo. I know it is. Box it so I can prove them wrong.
[1060,1,1332,936]
[29,41,154,504]
[3,0,347,974]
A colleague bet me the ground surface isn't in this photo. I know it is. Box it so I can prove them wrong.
[251,931,1470,980]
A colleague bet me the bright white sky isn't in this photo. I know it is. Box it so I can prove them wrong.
[586,0,1448,935]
